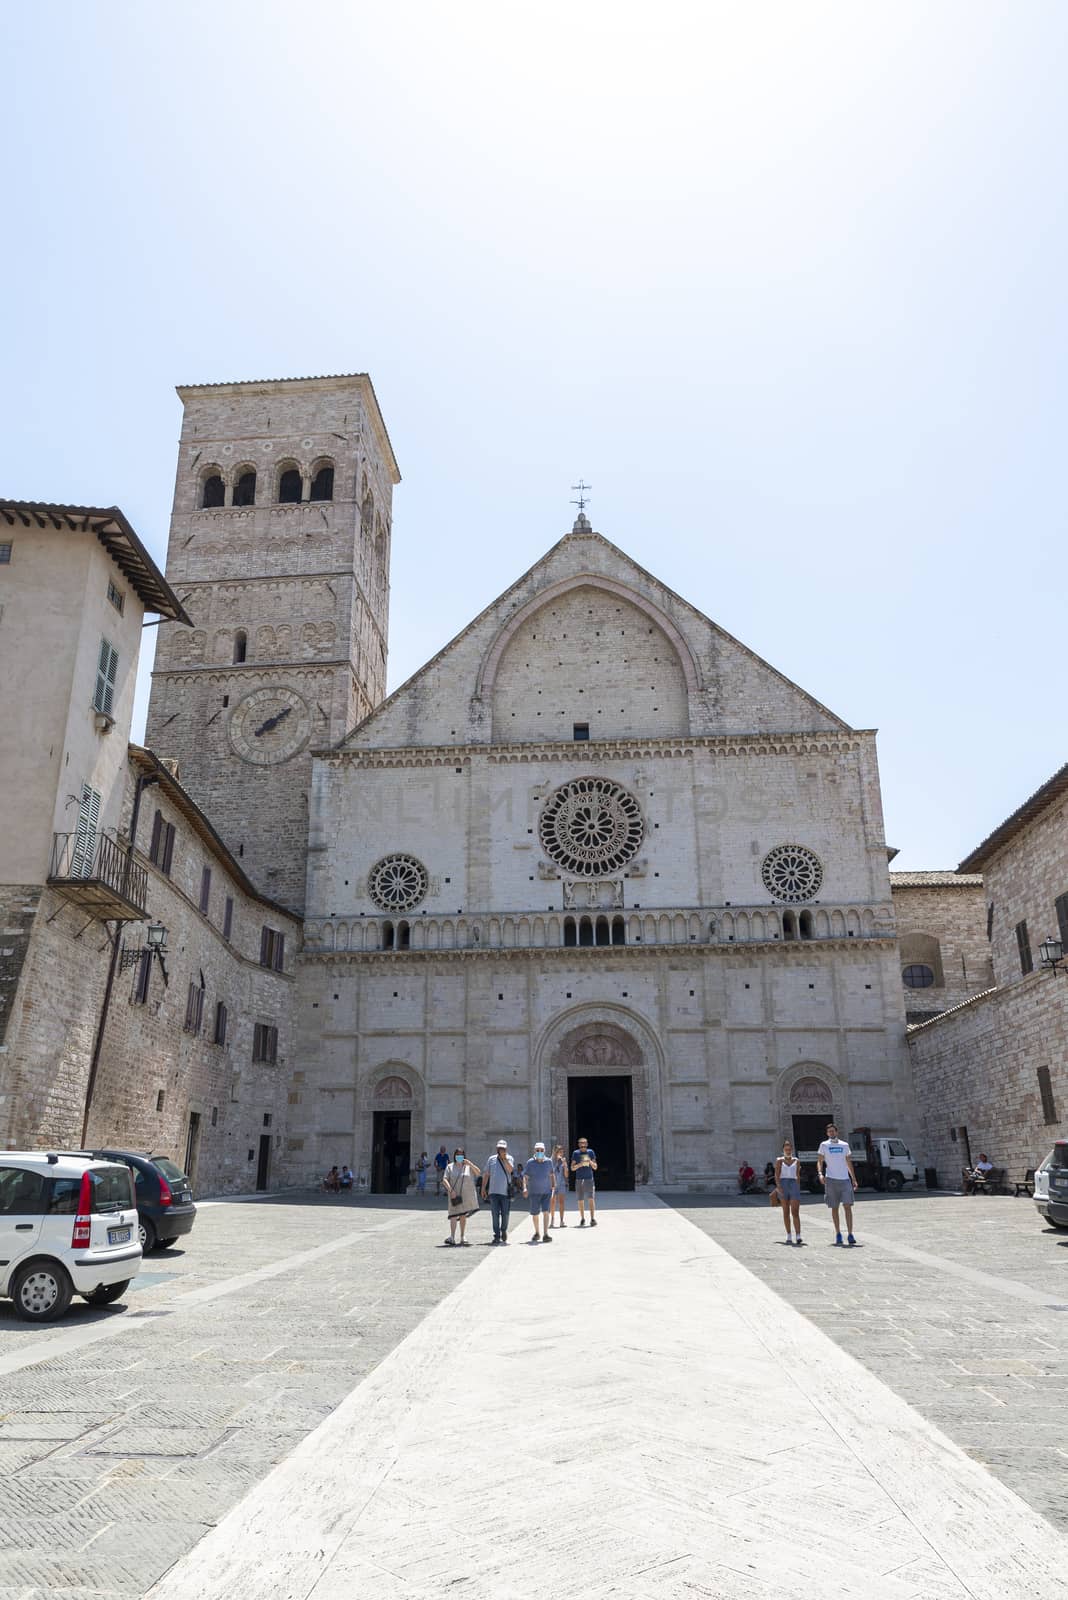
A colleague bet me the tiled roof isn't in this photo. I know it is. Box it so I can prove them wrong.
[890,871,984,887]
[958,760,1068,872]
[0,500,189,623]
[905,986,997,1030]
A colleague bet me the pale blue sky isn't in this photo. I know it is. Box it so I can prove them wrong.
[2,2,1064,870]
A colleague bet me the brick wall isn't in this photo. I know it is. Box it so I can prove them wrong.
[889,876,992,1019]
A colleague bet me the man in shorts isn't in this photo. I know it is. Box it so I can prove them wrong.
[817,1123,859,1246]
[571,1137,598,1227]
[523,1141,555,1243]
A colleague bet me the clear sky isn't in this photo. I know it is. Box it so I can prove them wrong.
[2,2,1065,870]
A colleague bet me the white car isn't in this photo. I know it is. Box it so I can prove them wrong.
[0,1152,142,1321]
[1032,1149,1067,1229]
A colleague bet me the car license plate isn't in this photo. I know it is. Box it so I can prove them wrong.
[180,1193,191,1204]
[108,1226,131,1245]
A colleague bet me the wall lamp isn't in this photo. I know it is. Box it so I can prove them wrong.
[120,922,169,971]
[1039,936,1066,975]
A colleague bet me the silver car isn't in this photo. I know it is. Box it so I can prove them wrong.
[1032,1149,1067,1229]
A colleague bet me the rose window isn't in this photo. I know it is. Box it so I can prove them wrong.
[367,853,429,912]
[538,778,644,877]
[761,844,823,904]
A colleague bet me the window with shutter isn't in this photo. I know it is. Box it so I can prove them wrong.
[260,926,285,971]
[1015,919,1033,976]
[214,1001,228,1047]
[223,897,234,942]
[1038,1066,1058,1125]
[184,980,205,1034]
[134,950,152,1005]
[71,783,101,876]
[252,1022,278,1063]
[1056,892,1068,950]
[94,638,119,715]
[200,866,212,915]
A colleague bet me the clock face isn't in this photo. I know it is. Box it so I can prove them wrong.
[229,687,313,766]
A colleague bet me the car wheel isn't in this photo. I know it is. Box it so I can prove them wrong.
[11,1261,73,1322]
[84,1280,130,1306]
[1049,1218,1068,1231]
[885,1172,904,1192]
[138,1216,157,1252]
[158,1237,179,1249]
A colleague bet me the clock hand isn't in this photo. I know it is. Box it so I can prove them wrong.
[253,706,293,737]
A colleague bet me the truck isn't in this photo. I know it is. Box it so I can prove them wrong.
[797,1128,920,1194]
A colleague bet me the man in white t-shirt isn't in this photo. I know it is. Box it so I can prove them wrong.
[816,1123,859,1246]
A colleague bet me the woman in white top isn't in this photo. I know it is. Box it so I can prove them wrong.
[443,1149,481,1247]
[775,1139,804,1247]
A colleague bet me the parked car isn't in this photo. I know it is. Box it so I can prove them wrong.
[90,1149,197,1252]
[1033,1149,1055,1224]
[0,1151,141,1321]
[1044,1140,1068,1231]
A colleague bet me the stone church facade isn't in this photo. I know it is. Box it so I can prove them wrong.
[287,507,918,1190]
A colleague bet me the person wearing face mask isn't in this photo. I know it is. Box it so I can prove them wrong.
[443,1147,480,1246]
[522,1141,556,1244]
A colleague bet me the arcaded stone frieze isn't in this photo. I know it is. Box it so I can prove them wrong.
[313,730,870,768]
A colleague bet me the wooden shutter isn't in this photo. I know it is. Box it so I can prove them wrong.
[71,783,101,876]
[260,926,270,966]
[1056,893,1068,950]
[223,897,234,941]
[149,809,163,865]
[161,821,175,877]
[95,638,119,715]
[1015,919,1033,975]
[200,866,212,915]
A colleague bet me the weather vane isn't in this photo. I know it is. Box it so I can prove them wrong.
[571,479,592,514]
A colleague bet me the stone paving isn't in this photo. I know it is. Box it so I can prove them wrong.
[1,1187,1067,1597]
[0,1191,476,1598]
[669,1188,1068,1532]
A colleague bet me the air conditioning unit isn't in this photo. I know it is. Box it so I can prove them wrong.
[94,711,115,734]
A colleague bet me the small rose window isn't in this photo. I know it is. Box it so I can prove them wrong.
[761,844,823,904]
[367,854,429,912]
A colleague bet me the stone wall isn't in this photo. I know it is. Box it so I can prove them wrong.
[982,793,1068,987]
[889,874,992,1020]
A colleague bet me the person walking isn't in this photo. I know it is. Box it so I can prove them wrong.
[415,1152,430,1197]
[481,1139,515,1244]
[775,1139,803,1246]
[817,1123,859,1246]
[571,1137,598,1227]
[434,1145,449,1196]
[443,1148,480,1246]
[550,1143,569,1228]
[523,1141,555,1243]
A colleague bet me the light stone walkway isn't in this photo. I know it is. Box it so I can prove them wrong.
[147,1195,1068,1600]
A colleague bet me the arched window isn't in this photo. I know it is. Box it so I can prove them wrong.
[799,910,814,940]
[611,915,626,946]
[782,910,797,941]
[902,964,935,989]
[595,916,610,947]
[563,916,577,948]
[201,473,224,509]
[310,462,334,501]
[899,932,944,987]
[278,466,302,504]
[397,920,410,951]
[233,630,247,664]
[381,920,395,951]
[578,916,594,947]
[233,469,256,507]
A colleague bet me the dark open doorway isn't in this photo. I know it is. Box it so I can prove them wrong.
[372,1110,411,1193]
[791,1113,831,1154]
[256,1133,271,1191]
[568,1075,634,1190]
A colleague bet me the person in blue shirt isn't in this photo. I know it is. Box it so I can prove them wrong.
[523,1142,556,1243]
[571,1137,598,1227]
[481,1139,515,1244]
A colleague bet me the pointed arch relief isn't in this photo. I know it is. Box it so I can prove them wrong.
[776,1062,847,1150]
[537,1005,665,1186]
[477,576,701,743]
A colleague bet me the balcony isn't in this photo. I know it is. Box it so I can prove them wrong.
[48,831,148,922]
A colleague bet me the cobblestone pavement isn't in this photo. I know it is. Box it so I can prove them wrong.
[666,1189,1068,1534]
[0,1190,478,1598]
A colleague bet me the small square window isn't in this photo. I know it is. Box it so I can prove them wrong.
[573,722,590,741]
[107,580,125,614]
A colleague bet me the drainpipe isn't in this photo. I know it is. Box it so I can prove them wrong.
[81,770,159,1146]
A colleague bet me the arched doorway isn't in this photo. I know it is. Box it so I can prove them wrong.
[371,1074,413,1193]
[548,1021,649,1189]
[778,1068,842,1157]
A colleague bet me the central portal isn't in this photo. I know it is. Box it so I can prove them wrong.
[567,1075,634,1190]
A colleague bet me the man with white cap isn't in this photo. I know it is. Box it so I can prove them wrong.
[481,1139,515,1245]
[522,1141,556,1244]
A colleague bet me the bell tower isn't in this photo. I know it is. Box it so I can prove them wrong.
[146,374,399,911]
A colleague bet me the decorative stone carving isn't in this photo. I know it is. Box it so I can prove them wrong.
[374,1074,413,1102]
[563,878,623,909]
[367,853,429,912]
[537,860,560,880]
[538,777,644,878]
[570,1033,632,1066]
[789,1075,834,1108]
[762,844,823,904]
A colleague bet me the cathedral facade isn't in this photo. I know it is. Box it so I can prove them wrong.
[141,374,917,1191]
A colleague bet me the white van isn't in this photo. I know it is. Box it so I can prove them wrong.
[0,1152,142,1321]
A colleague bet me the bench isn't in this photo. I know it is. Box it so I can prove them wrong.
[1014,1169,1036,1197]
[970,1165,1007,1195]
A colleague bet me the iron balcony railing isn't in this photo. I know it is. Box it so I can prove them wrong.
[49,830,148,919]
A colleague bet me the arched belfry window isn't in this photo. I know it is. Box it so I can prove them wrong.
[310,462,334,501]
[278,466,302,504]
[233,469,256,507]
[201,473,224,509]
[233,630,247,664]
